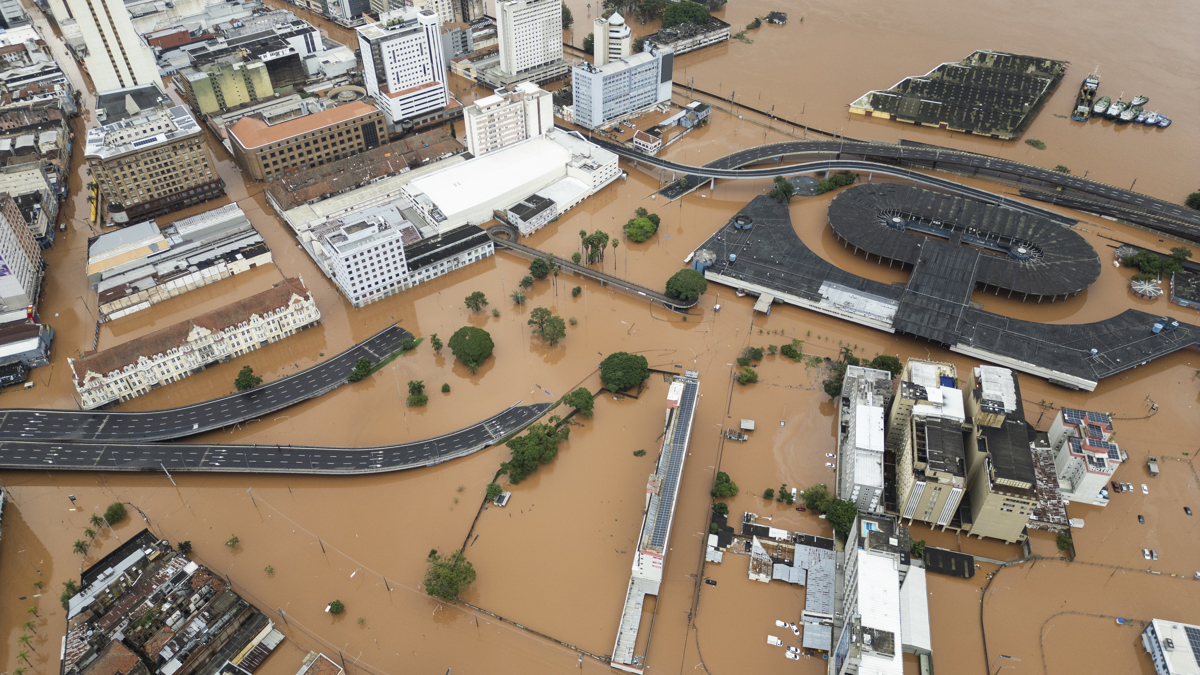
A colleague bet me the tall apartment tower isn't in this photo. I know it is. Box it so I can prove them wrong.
[462,82,552,156]
[358,8,449,128]
[1048,408,1121,506]
[55,0,158,91]
[887,359,968,530]
[0,193,42,313]
[411,0,457,26]
[592,12,631,67]
[497,0,563,76]
[458,0,484,22]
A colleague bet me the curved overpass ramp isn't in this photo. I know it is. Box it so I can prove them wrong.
[0,325,412,443]
[0,402,553,474]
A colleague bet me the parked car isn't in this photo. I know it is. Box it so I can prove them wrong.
[1186,507,1193,516]
[1142,484,1149,495]
[1111,480,1121,491]
[1143,549,1151,560]
[1138,515,1145,524]
[796,506,806,512]
[825,462,835,468]
[1151,550,1158,561]
[1124,483,1134,492]
[826,453,836,458]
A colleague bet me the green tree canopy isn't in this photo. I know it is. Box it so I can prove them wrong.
[234,366,262,391]
[582,32,594,54]
[448,326,495,374]
[563,387,594,417]
[348,357,372,382]
[486,483,504,502]
[869,354,902,377]
[561,2,572,28]
[665,268,708,301]
[1187,192,1200,210]
[430,333,443,353]
[910,539,926,557]
[328,599,345,614]
[104,502,126,525]
[540,316,566,346]
[528,307,552,334]
[736,367,758,385]
[768,176,794,203]
[712,501,729,516]
[530,256,552,279]
[662,0,709,28]
[464,291,488,312]
[825,499,858,536]
[623,217,658,242]
[763,488,775,500]
[711,471,739,498]
[600,352,649,392]
[501,422,571,483]
[801,483,831,512]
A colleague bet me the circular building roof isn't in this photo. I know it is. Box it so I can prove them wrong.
[827,184,1100,296]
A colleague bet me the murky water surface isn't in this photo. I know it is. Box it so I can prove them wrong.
[3,1,1200,673]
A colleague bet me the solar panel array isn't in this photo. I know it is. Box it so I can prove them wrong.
[1185,626,1200,662]
[1086,411,1110,425]
[1062,408,1086,425]
[649,379,698,548]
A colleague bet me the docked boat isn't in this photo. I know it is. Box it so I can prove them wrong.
[1144,111,1160,126]
[1071,73,1100,121]
[1131,94,1150,106]
[1118,105,1141,124]
[1157,115,1171,128]
[1134,110,1149,124]
[1092,96,1111,116]
[1104,96,1126,120]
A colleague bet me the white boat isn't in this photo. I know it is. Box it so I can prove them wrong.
[1143,111,1160,126]
[768,635,783,646]
[786,652,800,661]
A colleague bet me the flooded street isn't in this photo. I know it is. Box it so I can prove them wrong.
[4,0,1200,673]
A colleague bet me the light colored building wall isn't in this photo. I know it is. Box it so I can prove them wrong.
[462,82,551,156]
[0,193,40,312]
[64,0,159,91]
[592,12,631,67]
[358,8,448,125]
[496,0,561,76]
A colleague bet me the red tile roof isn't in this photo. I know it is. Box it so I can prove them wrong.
[229,101,381,150]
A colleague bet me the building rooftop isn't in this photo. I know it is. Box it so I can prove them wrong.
[508,193,553,221]
[94,83,171,124]
[84,104,201,161]
[854,550,904,675]
[229,100,379,149]
[1146,619,1200,675]
[980,418,1036,487]
[918,417,966,478]
[70,278,310,382]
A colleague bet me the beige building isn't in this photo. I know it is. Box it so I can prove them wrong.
[592,12,631,67]
[228,100,387,181]
[0,192,42,313]
[889,359,967,529]
[85,84,224,224]
[69,278,319,409]
[462,81,552,156]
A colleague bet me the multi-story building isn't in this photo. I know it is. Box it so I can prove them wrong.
[644,16,730,56]
[412,0,456,25]
[632,129,661,155]
[69,277,319,409]
[1049,407,1121,506]
[84,83,224,224]
[1142,619,1200,675]
[961,365,1039,543]
[571,45,673,129]
[0,192,41,313]
[228,100,387,181]
[505,193,555,235]
[357,8,450,129]
[87,204,272,322]
[835,365,893,514]
[888,360,967,529]
[832,514,931,675]
[51,0,159,90]
[0,161,59,247]
[491,0,567,84]
[440,22,474,61]
[462,81,552,156]
[592,11,631,67]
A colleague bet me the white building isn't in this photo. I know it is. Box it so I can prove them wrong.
[402,128,619,233]
[505,194,555,236]
[1049,408,1121,506]
[411,0,456,25]
[571,46,673,129]
[837,366,893,514]
[494,0,566,83]
[463,81,553,156]
[592,12,631,67]
[632,130,661,156]
[69,278,320,409]
[0,193,42,314]
[1142,619,1200,675]
[49,0,159,91]
[357,8,449,127]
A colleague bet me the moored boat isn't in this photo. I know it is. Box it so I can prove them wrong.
[1071,73,1101,121]
[1104,95,1126,120]
[1143,111,1160,126]
[1157,115,1171,128]
[1118,105,1141,124]
[1131,94,1149,106]
[1092,95,1111,116]
[1135,110,1149,124]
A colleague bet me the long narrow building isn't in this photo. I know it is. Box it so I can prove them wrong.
[612,373,699,673]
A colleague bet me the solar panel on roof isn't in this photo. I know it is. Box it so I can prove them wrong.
[1185,626,1200,661]
[1107,448,1121,461]
[1063,409,1085,425]
[1086,411,1109,424]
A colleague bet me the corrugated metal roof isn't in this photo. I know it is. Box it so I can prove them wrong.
[898,566,931,653]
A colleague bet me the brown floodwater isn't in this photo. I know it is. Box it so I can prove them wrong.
[5,1,1200,674]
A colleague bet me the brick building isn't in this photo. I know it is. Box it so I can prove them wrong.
[227,100,387,181]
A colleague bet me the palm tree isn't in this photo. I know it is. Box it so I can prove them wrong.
[73,540,89,555]
[611,239,619,270]
[27,605,38,617]
[18,649,32,665]
[90,514,104,528]
[14,667,26,675]
[18,634,34,650]
[85,527,96,538]
[23,619,36,633]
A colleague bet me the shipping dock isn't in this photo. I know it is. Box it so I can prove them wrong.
[849,50,1068,139]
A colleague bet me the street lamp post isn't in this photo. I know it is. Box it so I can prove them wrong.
[991,654,1021,675]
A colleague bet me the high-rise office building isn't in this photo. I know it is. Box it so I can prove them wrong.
[55,0,159,91]
[592,12,631,67]
[494,0,567,83]
[462,82,552,156]
[571,45,673,129]
[835,365,894,514]
[412,0,457,26]
[358,8,450,128]
[0,192,41,313]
